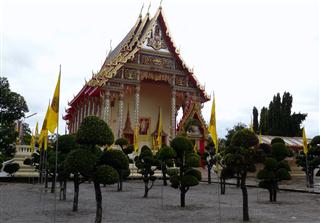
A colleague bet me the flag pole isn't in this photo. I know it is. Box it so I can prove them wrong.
[53,64,61,223]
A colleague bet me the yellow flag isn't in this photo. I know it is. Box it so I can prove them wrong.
[47,68,61,134]
[208,93,218,153]
[134,125,139,153]
[156,107,162,149]
[39,105,50,150]
[35,122,39,137]
[302,127,308,155]
[30,135,35,153]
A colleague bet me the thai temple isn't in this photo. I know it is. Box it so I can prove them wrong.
[63,6,210,153]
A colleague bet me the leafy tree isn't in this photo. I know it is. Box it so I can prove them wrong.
[0,77,28,157]
[225,123,246,146]
[252,107,259,133]
[296,135,320,188]
[221,129,259,221]
[56,134,78,200]
[65,147,98,211]
[100,149,130,191]
[74,116,118,223]
[257,141,291,202]
[168,136,201,207]
[3,163,20,176]
[134,145,158,197]
[157,145,176,186]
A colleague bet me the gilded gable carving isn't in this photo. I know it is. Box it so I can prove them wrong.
[147,24,167,50]
[140,71,171,83]
[141,54,174,69]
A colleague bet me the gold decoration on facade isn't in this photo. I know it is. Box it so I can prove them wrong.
[141,54,174,69]
[124,69,138,80]
[175,76,186,86]
[147,24,167,50]
[140,71,171,83]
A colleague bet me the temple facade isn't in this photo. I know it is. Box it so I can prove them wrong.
[64,7,210,151]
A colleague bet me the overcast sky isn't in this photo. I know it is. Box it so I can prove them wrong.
[1,0,319,138]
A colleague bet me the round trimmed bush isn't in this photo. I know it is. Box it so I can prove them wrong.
[170,136,193,156]
[271,137,285,145]
[310,136,320,147]
[100,149,129,170]
[4,163,20,175]
[76,116,114,146]
[181,175,199,187]
[271,142,290,161]
[94,165,119,185]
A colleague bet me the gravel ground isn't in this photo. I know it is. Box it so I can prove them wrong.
[0,180,320,223]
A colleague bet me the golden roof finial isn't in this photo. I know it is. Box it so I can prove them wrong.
[139,3,144,17]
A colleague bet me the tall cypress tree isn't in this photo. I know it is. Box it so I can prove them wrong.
[252,107,259,133]
[260,107,268,135]
[258,92,306,137]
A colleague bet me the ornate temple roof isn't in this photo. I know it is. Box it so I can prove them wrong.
[66,6,210,116]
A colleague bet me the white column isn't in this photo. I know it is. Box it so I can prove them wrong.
[118,92,124,137]
[134,85,140,127]
[171,90,176,139]
[104,91,110,125]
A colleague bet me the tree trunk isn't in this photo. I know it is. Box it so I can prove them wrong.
[309,169,314,188]
[241,173,249,221]
[94,181,103,223]
[220,178,225,195]
[143,181,149,198]
[268,189,272,202]
[236,173,240,188]
[208,167,211,184]
[162,165,167,186]
[45,169,48,189]
[118,170,123,191]
[73,174,79,212]
[59,180,63,200]
[51,172,56,193]
[63,179,67,201]
[273,188,277,202]
[180,188,186,207]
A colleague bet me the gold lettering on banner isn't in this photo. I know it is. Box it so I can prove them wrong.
[140,71,171,83]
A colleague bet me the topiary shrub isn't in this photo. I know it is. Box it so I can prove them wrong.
[221,128,259,221]
[23,158,32,165]
[257,142,291,202]
[76,116,114,147]
[271,137,285,145]
[296,135,320,188]
[134,145,158,198]
[169,136,201,207]
[157,145,176,186]
[4,163,20,176]
[69,116,117,223]
[100,149,130,191]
